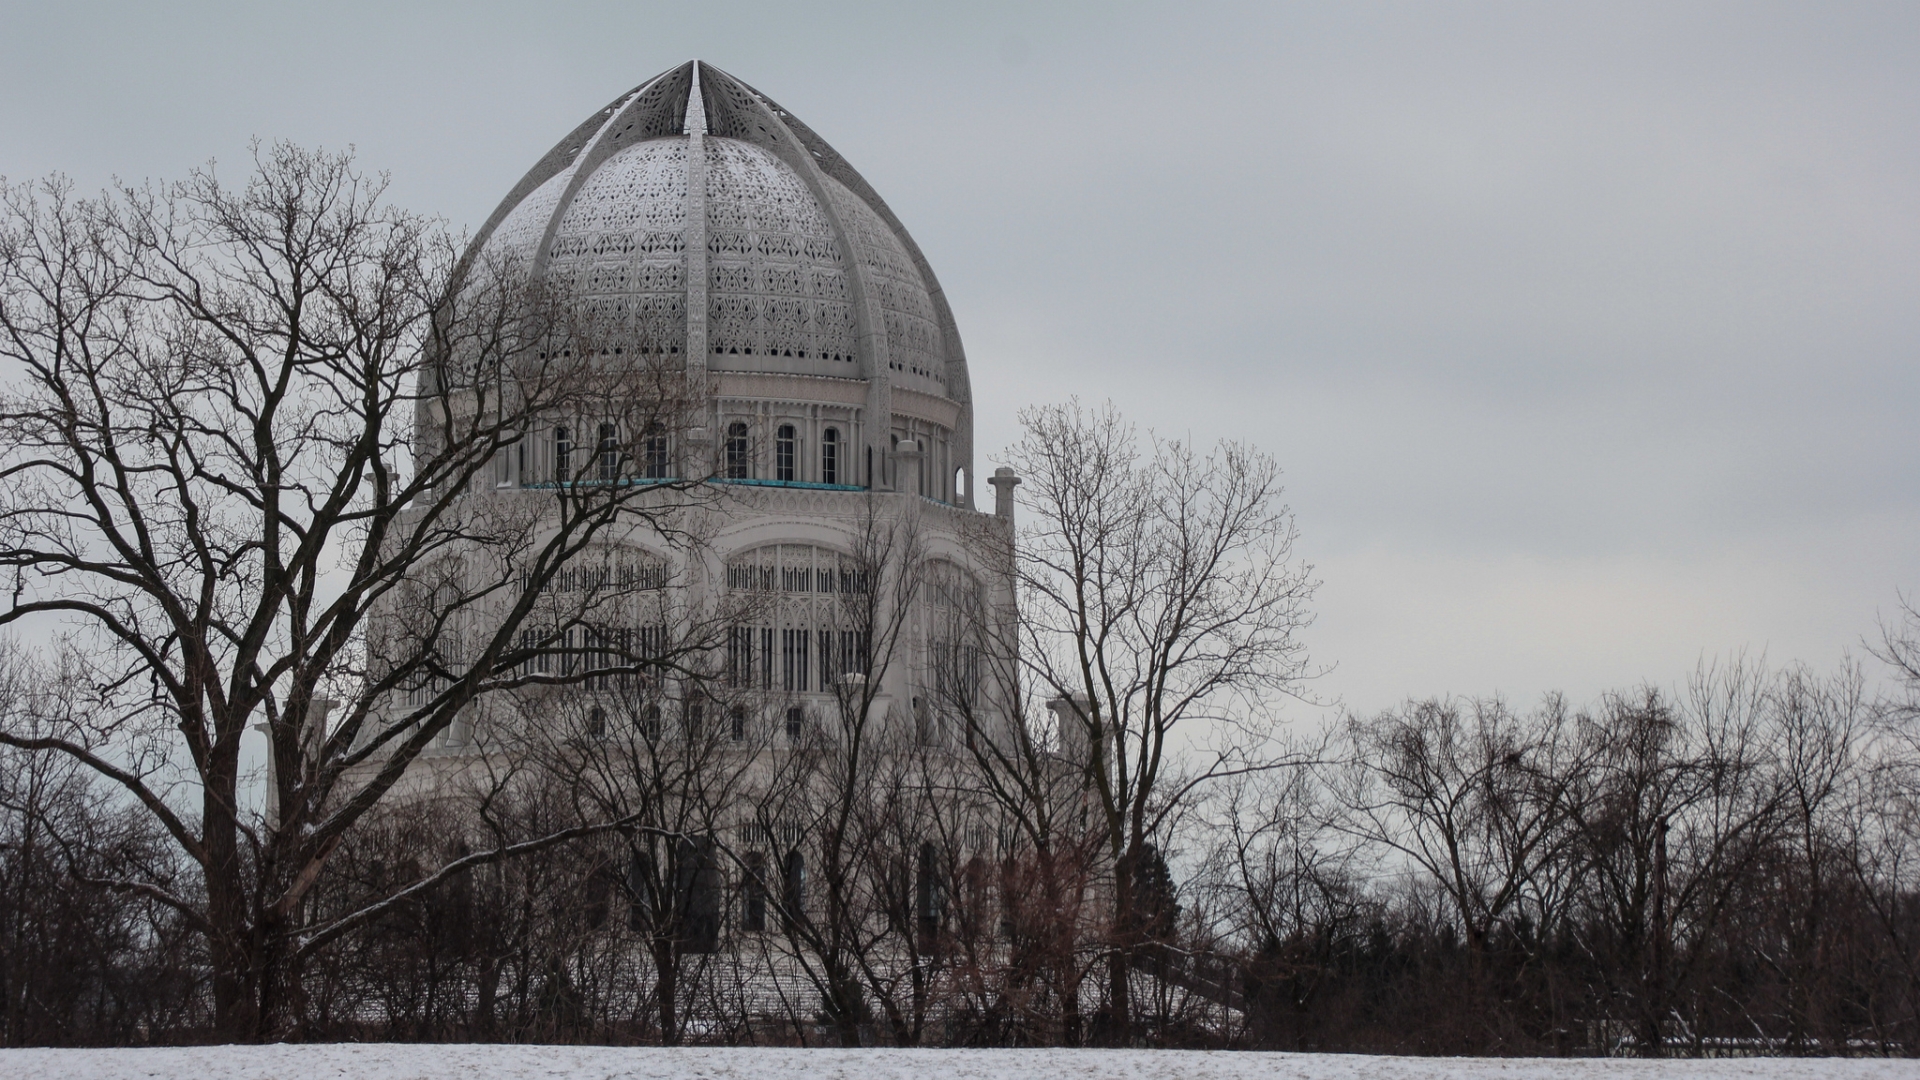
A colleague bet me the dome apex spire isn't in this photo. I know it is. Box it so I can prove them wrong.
[684,60,708,136]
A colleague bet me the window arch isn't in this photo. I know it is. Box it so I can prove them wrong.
[725,544,870,692]
[927,561,985,714]
[513,546,671,688]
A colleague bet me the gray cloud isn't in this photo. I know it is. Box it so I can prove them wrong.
[3,0,1915,713]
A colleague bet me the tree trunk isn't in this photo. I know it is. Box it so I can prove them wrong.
[653,937,679,1045]
[1106,844,1136,1046]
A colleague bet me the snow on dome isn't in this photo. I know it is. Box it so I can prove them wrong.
[465,60,967,403]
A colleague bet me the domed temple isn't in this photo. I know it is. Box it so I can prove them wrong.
[472,58,974,504]
[372,63,1024,1022]
[405,57,1019,749]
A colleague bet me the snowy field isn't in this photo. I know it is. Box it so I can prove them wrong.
[3,1046,1920,1080]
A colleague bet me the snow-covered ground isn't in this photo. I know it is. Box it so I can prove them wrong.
[3,1046,1918,1080]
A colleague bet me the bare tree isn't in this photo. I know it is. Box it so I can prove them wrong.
[744,497,929,1046]
[1004,400,1317,1043]
[526,644,768,1044]
[1762,661,1870,1048]
[1203,748,1357,1049]
[937,515,1102,1045]
[0,641,204,1044]
[1564,672,1783,1056]
[1336,697,1589,967]
[0,145,712,1039]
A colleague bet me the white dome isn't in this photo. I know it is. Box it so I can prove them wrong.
[468,61,964,401]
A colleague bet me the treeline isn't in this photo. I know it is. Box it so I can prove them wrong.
[3,148,1919,1054]
[9,649,1920,1054]
[1212,660,1920,1055]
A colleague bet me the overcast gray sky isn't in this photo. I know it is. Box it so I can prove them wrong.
[3,1,1915,719]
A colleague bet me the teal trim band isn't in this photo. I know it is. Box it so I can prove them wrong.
[711,478,868,493]
[516,478,890,494]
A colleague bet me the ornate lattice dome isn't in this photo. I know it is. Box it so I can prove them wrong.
[469,61,968,405]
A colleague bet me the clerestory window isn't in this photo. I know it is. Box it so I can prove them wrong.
[642,427,670,479]
[775,424,796,482]
[725,422,750,479]
[598,423,620,483]
[821,427,839,485]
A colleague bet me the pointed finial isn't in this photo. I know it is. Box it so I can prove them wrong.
[685,61,708,137]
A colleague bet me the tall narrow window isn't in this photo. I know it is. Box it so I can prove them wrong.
[494,440,513,487]
[627,847,654,932]
[727,625,755,688]
[781,628,809,691]
[725,422,750,479]
[553,426,571,483]
[785,705,804,742]
[821,427,839,485]
[598,423,620,483]
[783,849,807,919]
[642,427,670,479]
[743,852,767,932]
[675,836,721,954]
[917,841,945,947]
[775,424,796,482]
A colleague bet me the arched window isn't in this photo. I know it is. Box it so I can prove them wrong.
[775,424,796,482]
[494,439,514,488]
[725,422,750,479]
[928,561,985,713]
[675,836,720,953]
[725,545,870,691]
[742,851,768,932]
[916,841,945,948]
[641,426,670,479]
[552,425,571,483]
[821,427,840,485]
[783,849,807,919]
[597,423,620,483]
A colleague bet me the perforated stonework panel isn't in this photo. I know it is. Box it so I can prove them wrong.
[483,166,576,273]
[704,139,858,369]
[824,175,943,390]
[546,140,691,355]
